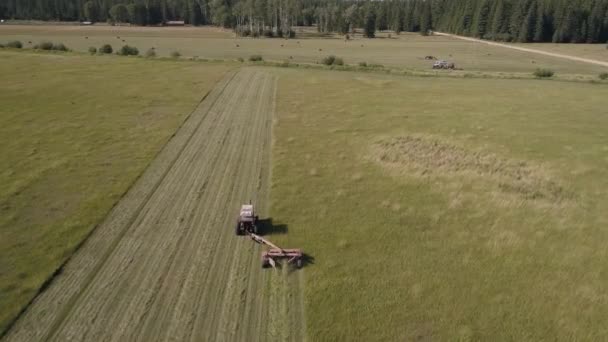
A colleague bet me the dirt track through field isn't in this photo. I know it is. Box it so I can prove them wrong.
[3,69,305,341]
[435,32,608,68]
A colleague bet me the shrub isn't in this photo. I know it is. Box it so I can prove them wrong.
[263,29,274,38]
[237,57,244,62]
[249,54,263,62]
[52,43,69,52]
[322,55,336,65]
[534,68,554,78]
[88,46,97,55]
[171,51,181,58]
[34,41,54,50]
[358,61,368,67]
[99,44,113,54]
[321,55,344,66]
[599,72,608,80]
[0,43,5,48]
[145,48,156,58]
[118,45,139,56]
[7,40,22,49]
[252,31,260,38]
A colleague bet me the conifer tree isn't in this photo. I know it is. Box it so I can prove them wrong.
[472,0,490,38]
[518,0,537,42]
[364,3,376,38]
[420,1,432,35]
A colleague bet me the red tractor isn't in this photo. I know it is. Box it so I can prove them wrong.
[235,204,259,235]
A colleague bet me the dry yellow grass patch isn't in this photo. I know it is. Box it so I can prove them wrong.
[370,135,571,207]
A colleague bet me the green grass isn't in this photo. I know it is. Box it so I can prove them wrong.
[269,68,608,340]
[0,51,232,334]
[1,31,607,339]
[1,25,606,75]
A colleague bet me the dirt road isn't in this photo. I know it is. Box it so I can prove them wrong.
[4,69,305,342]
[435,32,608,68]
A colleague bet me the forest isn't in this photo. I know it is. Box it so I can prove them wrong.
[1,0,607,43]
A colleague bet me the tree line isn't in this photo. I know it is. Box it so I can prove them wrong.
[1,0,607,43]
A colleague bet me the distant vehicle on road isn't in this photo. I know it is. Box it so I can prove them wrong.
[432,60,455,69]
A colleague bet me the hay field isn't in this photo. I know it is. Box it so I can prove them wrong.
[4,67,304,341]
[1,24,606,75]
[0,51,232,334]
[1,29,607,341]
[269,67,608,340]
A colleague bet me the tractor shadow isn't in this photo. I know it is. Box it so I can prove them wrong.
[300,253,315,267]
[257,218,288,236]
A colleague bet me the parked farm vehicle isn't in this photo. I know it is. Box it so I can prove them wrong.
[235,204,258,235]
[432,60,455,69]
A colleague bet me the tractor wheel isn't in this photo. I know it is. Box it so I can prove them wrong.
[296,258,303,269]
[235,223,241,235]
[262,258,270,268]
[253,224,258,234]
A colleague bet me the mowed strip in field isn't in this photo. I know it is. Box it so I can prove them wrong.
[5,69,303,341]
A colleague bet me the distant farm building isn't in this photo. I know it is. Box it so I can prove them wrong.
[166,21,185,26]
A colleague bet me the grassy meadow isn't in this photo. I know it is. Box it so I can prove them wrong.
[1,23,608,340]
[0,51,232,333]
[1,25,607,76]
[269,68,608,340]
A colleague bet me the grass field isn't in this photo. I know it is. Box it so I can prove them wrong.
[1,25,608,341]
[0,51,232,334]
[1,25,607,76]
[269,68,608,340]
[5,67,305,341]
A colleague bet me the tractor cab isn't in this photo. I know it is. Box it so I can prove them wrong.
[236,204,258,235]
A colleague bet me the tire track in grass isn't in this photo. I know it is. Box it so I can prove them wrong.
[136,78,254,340]
[136,71,260,341]
[235,74,276,342]
[214,73,273,341]
[188,71,271,341]
[3,69,303,342]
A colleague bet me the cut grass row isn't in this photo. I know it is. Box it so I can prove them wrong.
[0,51,232,334]
[268,67,608,340]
